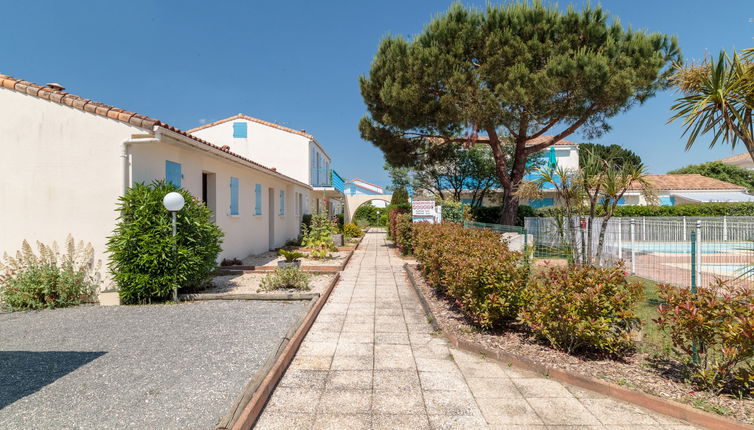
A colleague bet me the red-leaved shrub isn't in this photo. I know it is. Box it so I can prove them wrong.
[655,281,754,395]
[413,222,528,328]
[519,264,644,354]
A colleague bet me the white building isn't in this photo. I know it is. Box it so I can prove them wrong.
[0,74,312,289]
[189,114,344,215]
[718,152,754,170]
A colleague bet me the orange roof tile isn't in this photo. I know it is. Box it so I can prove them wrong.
[188,113,314,139]
[631,174,745,191]
[0,73,311,189]
[717,153,752,164]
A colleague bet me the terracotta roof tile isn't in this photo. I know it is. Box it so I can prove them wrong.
[0,73,311,190]
[717,153,752,164]
[469,136,577,146]
[187,113,315,139]
[631,174,745,191]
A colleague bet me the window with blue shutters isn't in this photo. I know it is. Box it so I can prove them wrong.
[165,161,182,187]
[230,177,239,215]
[279,190,285,216]
[254,184,262,215]
[233,122,247,138]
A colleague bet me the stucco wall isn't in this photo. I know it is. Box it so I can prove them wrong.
[130,136,309,259]
[0,89,135,279]
[191,118,331,186]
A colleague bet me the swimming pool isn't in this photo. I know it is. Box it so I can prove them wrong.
[623,242,754,254]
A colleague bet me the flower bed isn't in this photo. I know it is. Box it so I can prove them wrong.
[240,250,351,268]
[205,272,336,296]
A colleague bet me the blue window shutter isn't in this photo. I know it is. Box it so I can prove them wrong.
[233,122,247,138]
[165,161,182,187]
[230,177,239,215]
[279,190,285,216]
[255,184,262,215]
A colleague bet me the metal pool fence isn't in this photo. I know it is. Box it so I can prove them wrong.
[523,216,754,289]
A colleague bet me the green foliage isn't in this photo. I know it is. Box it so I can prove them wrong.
[259,267,311,291]
[413,222,529,328]
[343,223,364,239]
[301,213,337,259]
[278,249,304,262]
[579,143,642,169]
[353,204,387,226]
[669,161,754,192]
[301,214,313,229]
[390,187,409,207]
[655,281,754,396]
[2,264,97,311]
[360,1,679,224]
[107,181,223,304]
[538,202,754,217]
[387,208,409,240]
[520,264,644,354]
[394,213,414,255]
[470,205,535,226]
[440,200,467,223]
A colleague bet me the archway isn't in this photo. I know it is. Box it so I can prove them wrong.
[344,195,392,223]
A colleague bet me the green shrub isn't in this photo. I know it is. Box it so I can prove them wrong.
[470,205,535,226]
[2,264,96,311]
[390,187,410,206]
[343,223,363,239]
[378,213,388,226]
[519,264,644,354]
[655,281,754,395]
[301,213,336,259]
[279,249,305,262]
[413,222,529,328]
[353,204,387,226]
[538,202,754,218]
[394,213,414,255]
[441,200,467,223]
[107,181,223,304]
[387,208,409,239]
[259,267,311,291]
[0,236,101,311]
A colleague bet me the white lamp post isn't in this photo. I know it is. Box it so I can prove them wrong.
[162,192,185,301]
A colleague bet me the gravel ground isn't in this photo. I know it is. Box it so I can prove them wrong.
[207,272,335,295]
[241,250,349,267]
[0,300,309,430]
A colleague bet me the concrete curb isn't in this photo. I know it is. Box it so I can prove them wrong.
[403,262,753,430]
[220,271,341,430]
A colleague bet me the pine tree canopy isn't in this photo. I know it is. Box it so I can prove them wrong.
[359,1,680,224]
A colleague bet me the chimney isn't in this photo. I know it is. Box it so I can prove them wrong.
[46,83,65,91]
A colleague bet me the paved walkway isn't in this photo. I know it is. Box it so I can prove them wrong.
[255,230,698,430]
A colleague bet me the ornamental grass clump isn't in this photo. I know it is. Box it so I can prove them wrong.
[259,267,311,291]
[107,181,223,304]
[0,236,100,311]
[413,222,529,328]
[655,281,754,396]
[519,264,644,355]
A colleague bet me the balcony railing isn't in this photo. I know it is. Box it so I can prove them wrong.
[311,168,345,193]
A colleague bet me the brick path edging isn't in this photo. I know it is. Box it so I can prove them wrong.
[214,272,341,430]
[403,263,753,430]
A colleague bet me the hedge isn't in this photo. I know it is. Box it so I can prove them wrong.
[470,205,535,226]
[537,202,754,218]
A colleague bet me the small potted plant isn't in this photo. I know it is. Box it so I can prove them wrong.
[278,249,305,268]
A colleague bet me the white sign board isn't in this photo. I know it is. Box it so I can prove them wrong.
[412,200,440,224]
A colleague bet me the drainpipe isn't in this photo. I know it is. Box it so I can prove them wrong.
[121,131,162,195]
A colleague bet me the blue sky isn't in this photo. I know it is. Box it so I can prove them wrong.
[2,1,752,187]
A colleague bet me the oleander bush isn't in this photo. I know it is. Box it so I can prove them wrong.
[343,223,364,239]
[107,181,223,304]
[259,267,311,291]
[394,213,414,255]
[0,236,100,311]
[655,281,754,396]
[519,264,644,354]
[413,222,529,328]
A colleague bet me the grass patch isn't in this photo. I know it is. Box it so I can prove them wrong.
[628,276,674,355]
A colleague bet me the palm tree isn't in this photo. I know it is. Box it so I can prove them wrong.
[669,49,754,161]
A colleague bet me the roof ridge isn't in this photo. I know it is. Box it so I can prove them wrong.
[187,113,314,139]
[0,73,311,189]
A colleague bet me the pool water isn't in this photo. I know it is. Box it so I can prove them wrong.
[623,242,753,254]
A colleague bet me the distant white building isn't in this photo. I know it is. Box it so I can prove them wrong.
[189,114,344,215]
[718,152,754,170]
[0,74,311,290]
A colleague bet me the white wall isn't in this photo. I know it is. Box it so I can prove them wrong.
[130,136,309,259]
[555,145,579,169]
[191,118,332,187]
[0,89,136,280]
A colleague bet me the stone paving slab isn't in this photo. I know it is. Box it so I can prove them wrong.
[0,300,309,430]
[255,230,701,430]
